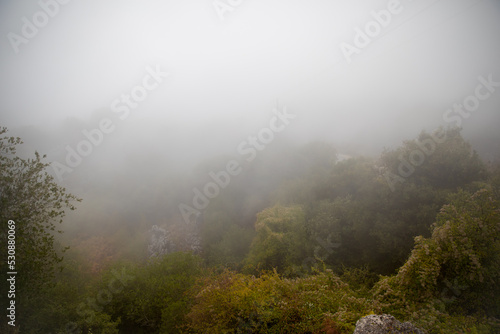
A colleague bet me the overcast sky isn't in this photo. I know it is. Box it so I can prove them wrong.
[1,0,499,156]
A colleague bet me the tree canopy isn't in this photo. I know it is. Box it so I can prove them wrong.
[0,127,80,330]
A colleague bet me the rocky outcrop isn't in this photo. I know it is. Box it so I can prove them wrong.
[353,314,425,334]
[148,225,173,257]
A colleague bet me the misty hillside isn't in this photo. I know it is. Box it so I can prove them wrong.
[1,1,500,333]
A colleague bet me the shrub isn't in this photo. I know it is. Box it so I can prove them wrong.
[186,269,377,333]
[372,188,500,333]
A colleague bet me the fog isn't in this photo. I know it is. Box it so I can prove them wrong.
[4,3,500,331]
[1,0,500,254]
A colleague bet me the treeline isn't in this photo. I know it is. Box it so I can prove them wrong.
[1,126,499,333]
[198,127,490,276]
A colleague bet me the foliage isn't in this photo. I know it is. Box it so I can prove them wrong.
[339,265,379,294]
[380,127,486,189]
[186,269,377,333]
[8,126,499,333]
[372,188,500,333]
[0,127,80,332]
[244,205,307,274]
[98,252,204,334]
[0,127,80,286]
[9,252,90,333]
[205,223,255,270]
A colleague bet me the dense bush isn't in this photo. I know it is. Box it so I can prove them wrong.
[69,252,205,334]
[373,188,500,333]
[186,269,377,333]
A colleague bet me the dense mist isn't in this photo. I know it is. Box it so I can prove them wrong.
[2,0,499,240]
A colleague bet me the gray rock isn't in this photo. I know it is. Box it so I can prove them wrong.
[353,314,426,334]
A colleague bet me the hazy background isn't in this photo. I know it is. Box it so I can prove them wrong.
[1,0,499,236]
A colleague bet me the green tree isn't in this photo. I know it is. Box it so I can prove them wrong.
[381,127,486,189]
[28,250,97,334]
[100,252,203,334]
[205,223,255,270]
[0,127,80,331]
[373,187,500,332]
[304,197,353,270]
[186,269,375,333]
[244,205,307,274]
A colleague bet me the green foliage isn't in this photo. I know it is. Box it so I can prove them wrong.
[0,127,80,332]
[328,157,378,199]
[372,188,500,333]
[0,128,80,286]
[244,205,307,274]
[339,265,379,294]
[205,224,255,270]
[303,197,352,271]
[488,163,500,199]
[76,312,121,334]
[268,155,451,274]
[8,126,499,333]
[99,252,204,334]
[26,253,94,333]
[381,127,486,189]
[186,269,377,333]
